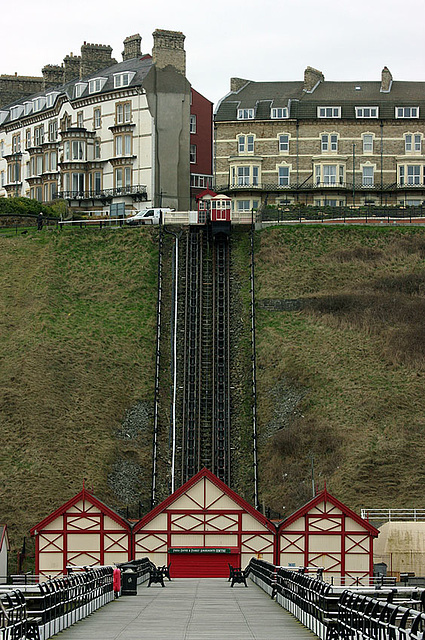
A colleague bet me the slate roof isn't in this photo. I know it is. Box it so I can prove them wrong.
[0,55,153,124]
[215,77,425,121]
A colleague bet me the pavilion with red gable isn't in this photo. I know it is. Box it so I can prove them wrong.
[30,486,132,580]
[277,486,379,585]
[133,468,275,577]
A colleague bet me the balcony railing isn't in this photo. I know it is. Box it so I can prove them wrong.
[215,181,425,193]
[55,185,148,201]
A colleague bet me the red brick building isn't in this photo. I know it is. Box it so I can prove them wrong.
[190,88,213,207]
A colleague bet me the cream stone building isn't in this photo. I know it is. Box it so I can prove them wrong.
[214,67,425,212]
[0,30,212,213]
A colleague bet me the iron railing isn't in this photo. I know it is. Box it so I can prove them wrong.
[0,565,116,640]
[361,508,425,523]
[215,181,425,193]
[55,185,147,200]
[247,558,425,640]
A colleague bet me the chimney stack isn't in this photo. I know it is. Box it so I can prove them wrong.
[42,65,64,90]
[303,66,324,93]
[231,78,250,93]
[152,29,186,75]
[122,34,142,60]
[381,66,393,93]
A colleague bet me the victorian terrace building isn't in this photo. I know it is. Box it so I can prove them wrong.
[214,67,425,212]
[0,30,213,213]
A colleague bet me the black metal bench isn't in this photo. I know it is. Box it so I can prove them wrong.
[230,568,248,587]
[160,563,172,581]
[147,567,165,587]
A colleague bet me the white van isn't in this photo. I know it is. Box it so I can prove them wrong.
[126,208,174,225]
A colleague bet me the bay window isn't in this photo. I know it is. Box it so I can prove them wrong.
[315,164,344,186]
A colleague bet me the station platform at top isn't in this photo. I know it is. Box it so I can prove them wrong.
[56,577,315,640]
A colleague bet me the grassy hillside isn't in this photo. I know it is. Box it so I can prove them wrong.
[0,228,159,554]
[2,222,425,563]
[250,225,425,517]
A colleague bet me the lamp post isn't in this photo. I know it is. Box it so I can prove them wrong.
[352,143,356,207]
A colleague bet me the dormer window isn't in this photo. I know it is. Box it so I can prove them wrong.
[46,92,59,108]
[0,111,8,125]
[237,108,254,120]
[89,78,107,94]
[355,107,378,118]
[114,72,135,89]
[10,105,24,120]
[318,107,341,118]
[74,83,87,99]
[396,107,419,119]
[271,107,288,119]
[24,102,33,116]
[33,97,46,112]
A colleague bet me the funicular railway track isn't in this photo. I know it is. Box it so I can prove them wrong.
[212,235,231,485]
[181,228,231,485]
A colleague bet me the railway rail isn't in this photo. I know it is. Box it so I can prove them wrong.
[180,229,231,486]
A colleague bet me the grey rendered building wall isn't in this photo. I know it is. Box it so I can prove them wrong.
[144,30,191,211]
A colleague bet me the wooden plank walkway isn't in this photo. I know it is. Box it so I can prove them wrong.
[57,578,315,639]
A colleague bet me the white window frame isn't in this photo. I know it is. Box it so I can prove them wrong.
[363,134,374,153]
[190,115,197,133]
[315,164,344,186]
[32,97,46,112]
[113,72,135,88]
[74,84,87,99]
[355,107,379,118]
[271,107,288,119]
[94,108,101,129]
[236,200,251,212]
[362,165,374,186]
[10,105,24,120]
[405,134,422,153]
[50,151,57,172]
[237,108,254,120]
[94,139,101,159]
[71,140,85,161]
[48,120,58,142]
[278,166,290,186]
[115,135,123,156]
[124,134,132,156]
[46,92,59,108]
[237,166,250,186]
[88,77,106,94]
[399,164,423,186]
[279,134,289,153]
[396,107,419,119]
[321,134,338,153]
[190,144,197,164]
[317,107,341,118]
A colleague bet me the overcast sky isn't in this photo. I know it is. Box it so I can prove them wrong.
[2,0,425,107]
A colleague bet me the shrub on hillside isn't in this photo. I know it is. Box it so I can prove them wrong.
[0,197,67,218]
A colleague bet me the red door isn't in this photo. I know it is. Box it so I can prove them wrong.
[169,553,240,578]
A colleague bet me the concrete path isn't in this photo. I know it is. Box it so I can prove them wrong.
[57,578,315,639]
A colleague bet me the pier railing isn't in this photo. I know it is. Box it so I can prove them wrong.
[247,558,425,640]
